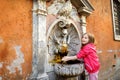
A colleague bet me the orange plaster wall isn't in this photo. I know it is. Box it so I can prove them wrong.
[0,0,33,79]
[87,0,120,79]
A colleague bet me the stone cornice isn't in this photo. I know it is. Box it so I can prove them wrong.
[71,0,94,16]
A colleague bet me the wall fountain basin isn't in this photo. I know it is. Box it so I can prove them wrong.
[47,18,83,79]
[54,60,84,77]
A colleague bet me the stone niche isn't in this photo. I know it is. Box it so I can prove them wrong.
[47,18,84,80]
[47,18,81,62]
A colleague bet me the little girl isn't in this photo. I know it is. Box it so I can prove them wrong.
[62,33,100,80]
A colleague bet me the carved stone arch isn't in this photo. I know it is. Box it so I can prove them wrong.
[47,18,81,41]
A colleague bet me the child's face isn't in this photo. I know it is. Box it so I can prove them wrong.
[82,34,89,45]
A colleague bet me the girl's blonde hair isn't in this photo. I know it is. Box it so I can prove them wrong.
[83,33,95,44]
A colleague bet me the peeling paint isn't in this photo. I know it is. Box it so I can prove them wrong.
[107,49,120,53]
[0,62,3,69]
[6,46,24,74]
[118,49,120,52]
[107,50,114,53]
[0,38,3,43]
[97,50,102,54]
[0,77,2,80]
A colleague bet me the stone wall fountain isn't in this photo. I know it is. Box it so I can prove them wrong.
[47,0,94,80]
[30,0,94,80]
[46,0,92,79]
[47,18,84,80]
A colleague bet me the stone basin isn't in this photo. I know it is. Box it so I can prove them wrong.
[54,61,84,77]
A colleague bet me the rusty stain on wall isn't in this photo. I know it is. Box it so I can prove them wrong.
[6,46,24,75]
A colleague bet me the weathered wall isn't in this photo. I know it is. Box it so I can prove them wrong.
[0,0,120,80]
[87,0,120,79]
[0,0,33,80]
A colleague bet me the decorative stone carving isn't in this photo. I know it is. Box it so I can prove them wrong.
[47,0,66,15]
[47,0,80,22]
[47,18,84,79]
[32,0,47,16]
[48,18,81,63]
[54,63,84,77]
[57,0,72,18]
[71,0,94,16]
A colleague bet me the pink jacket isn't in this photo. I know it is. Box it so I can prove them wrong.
[76,43,100,73]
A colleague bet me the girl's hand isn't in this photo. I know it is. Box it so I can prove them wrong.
[62,56,70,62]
[62,56,77,62]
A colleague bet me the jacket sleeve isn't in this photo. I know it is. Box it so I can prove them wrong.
[76,46,90,59]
